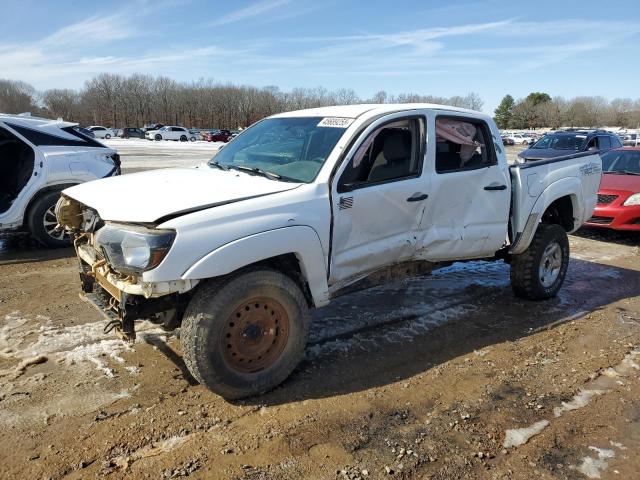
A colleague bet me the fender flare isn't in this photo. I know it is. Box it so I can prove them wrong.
[182,226,330,307]
[511,177,581,255]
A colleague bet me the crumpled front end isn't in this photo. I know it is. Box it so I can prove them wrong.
[56,194,198,340]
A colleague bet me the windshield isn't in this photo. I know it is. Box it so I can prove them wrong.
[601,150,640,174]
[531,133,587,150]
[209,117,348,182]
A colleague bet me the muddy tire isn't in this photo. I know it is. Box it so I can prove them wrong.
[181,268,310,399]
[27,190,70,248]
[510,223,569,300]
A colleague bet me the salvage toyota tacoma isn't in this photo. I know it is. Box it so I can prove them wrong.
[56,104,602,399]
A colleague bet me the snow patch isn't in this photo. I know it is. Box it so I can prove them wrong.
[571,446,615,479]
[553,389,607,417]
[113,434,192,470]
[1,311,169,377]
[503,420,549,448]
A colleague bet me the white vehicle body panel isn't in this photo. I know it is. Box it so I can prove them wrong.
[60,104,601,307]
[509,153,601,254]
[417,110,511,261]
[64,167,303,223]
[0,114,118,231]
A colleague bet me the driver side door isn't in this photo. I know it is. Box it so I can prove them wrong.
[329,114,429,290]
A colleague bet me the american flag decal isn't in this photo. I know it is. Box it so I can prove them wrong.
[338,196,353,210]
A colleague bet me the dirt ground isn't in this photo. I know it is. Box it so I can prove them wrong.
[0,143,638,479]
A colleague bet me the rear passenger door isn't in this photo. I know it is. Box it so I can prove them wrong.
[416,113,511,261]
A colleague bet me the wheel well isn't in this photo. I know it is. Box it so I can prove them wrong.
[251,253,315,307]
[24,185,74,224]
[541,195,574,231]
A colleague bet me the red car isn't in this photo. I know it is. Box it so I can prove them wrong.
[585,147,640,231]
[207,129,233,142]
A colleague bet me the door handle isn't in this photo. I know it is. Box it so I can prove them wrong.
[484,184,507,191]
[407,193,429,202]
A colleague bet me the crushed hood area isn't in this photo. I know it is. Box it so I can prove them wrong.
[63,167,301,223]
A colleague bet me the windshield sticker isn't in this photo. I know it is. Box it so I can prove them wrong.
[318,117,354,128]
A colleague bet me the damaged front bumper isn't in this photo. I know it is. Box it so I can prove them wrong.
[74,236,198,340]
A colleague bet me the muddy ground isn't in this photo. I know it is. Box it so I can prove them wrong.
[1,143,639,480]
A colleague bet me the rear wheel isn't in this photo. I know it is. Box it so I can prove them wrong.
[181,268,310,399]
[180,135,187,142]
[27,190,71,248]
[510,223,569,300]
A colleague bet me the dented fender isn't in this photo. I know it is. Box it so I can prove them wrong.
[182,226,330,307]
[510,177,582,255]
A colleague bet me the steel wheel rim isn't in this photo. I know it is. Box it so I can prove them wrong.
[221,296,290,374]
[539,241,562,288]
[43,205,69,241]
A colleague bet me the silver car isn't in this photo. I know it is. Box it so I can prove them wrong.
[0,114,120,247]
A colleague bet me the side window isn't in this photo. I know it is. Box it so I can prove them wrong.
[338,117,423,190]
[586,137,598,150]
[435,117,496,173]
[599,136,611,150]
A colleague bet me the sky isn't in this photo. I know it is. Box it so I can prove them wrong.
[1,0,639,113]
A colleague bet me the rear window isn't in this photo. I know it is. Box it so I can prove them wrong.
[531,134,587,150]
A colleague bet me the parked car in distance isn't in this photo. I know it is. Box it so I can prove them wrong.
[58,103,601,399]
[118,127,145,139]
[501,136,515,146]
[145,126,196,142]
[518,130,623,162]
[507,133,536,146]
[143,123,164,132]
[207,129,233,142]
[0,113,120,247]
[621,133,639,147]
[87,126,114,139]
[584,147,640,230]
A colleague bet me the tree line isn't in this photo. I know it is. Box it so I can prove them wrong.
[494,92,640,130]
[0,74,482,129]
[2,74,638,130]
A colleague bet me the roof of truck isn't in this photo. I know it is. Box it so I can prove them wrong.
[271,103,489,121]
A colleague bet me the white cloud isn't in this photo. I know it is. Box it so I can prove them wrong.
[209,0,291,26]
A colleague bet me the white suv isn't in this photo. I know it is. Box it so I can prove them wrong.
[145,126,196,142]
[0,114,120,247]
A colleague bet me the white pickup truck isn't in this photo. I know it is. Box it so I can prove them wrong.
[56,104,602,399]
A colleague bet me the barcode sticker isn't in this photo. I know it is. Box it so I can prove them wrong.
[318,117,354,128]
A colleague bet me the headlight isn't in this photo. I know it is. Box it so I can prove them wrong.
[623,193,640,206]
[95,223,175,275]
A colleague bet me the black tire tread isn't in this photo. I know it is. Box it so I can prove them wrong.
[27,190,69,248]
[181,268,309,399]
[510,223,569,300]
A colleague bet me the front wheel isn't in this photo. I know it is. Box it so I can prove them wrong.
[155,134,162,141]
[27,190,71,248]
[181,268,310,399]
[510,223,569,300]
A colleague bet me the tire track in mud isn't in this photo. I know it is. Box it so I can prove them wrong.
[306,254,639,361]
